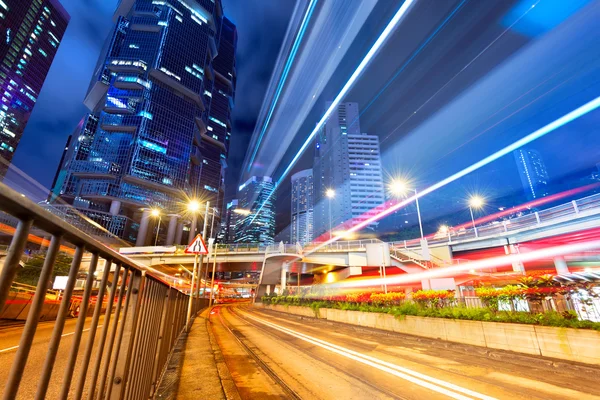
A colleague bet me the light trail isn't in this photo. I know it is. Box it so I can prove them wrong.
[242,311,496,400]
[307,94,600,255]
[328,238,600,290]
[246,0,319,172]
[247,0,417,227]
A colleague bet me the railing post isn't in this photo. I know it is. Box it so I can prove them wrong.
[3,233,61,400]
[534,212,541,225]
[572,200,579,214]
[59,252,100,399]
[73,259,116,400]
[107,270,145,400]
[35,245,85,400]
[149,287,172,397]
[0,218,33,312]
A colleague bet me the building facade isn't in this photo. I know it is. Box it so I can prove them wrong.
[290,168,313,244]
[514,148,550,200]
[51,0,236,244]
[313,102,385,239]
[217,198,238,243]
[235,176,275,244]
[0,0,69,177]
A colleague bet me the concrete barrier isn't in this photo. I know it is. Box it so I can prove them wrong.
[260,304,600,366]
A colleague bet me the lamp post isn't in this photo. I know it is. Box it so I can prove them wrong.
[151,208,161,246]
[186,199,202,331]
[390,180,424,239]
[325,189,335,240]
[468,196,485,237]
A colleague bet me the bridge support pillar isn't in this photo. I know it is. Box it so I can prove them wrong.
[136,209,151,246]
[280,263,288,293]
[505,245,525,273]
[554,257,569,275]
[165,215,179,246]
[175,222,184,245]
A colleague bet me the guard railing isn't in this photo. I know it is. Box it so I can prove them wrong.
[0,182,204,400]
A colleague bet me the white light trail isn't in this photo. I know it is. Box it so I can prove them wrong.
[248,0,417,226]
[242,311,496,400]
[309,94,600,254]
[330,238,600,289]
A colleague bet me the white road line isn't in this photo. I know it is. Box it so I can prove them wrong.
[0,325,102,353]
[242,311,497,400]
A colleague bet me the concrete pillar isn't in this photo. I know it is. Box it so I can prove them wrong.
[280,263,287,293]
[504,244,525,273]
[554,257,569,275]
[188,214,198,243]
[109,200,121,216]
[175,222,184,245]
[165,215,179,246]
[136,209,151,247]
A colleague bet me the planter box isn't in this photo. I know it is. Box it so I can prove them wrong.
[260,304,600,366]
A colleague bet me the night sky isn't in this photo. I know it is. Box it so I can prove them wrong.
[9,0,295,202]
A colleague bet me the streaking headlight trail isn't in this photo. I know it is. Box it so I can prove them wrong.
[310,94,600,254]
[248,0,418,226]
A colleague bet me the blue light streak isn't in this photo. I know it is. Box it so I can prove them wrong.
[246,0,318,173]
[311,94,600,253]
[248,0,417,226]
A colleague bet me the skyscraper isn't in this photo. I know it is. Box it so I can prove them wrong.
[235,176,275,244]
[514,148,550,200]
[313,102,385,239]
[217,198,239,243]
[0,0,69,177]
[291,169,313,244]
[51,0,236,244]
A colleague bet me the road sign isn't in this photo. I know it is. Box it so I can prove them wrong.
[185,234,208,254]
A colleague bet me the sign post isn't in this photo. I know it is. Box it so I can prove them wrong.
[185,234,208,332]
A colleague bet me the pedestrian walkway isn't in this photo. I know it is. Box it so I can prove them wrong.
[155,308,240,400]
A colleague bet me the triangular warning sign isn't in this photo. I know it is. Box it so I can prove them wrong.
[185,234,208,254]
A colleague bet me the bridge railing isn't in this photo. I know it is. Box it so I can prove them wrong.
[399,192,600,248]
[0,182,202,399]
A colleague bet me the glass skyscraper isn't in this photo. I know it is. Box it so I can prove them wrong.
[51,0,236,244]
[313,102,385,240]
[0,0,69,177]
[291,168,313,244]
[514,148,550,200]
[235,176,276,244]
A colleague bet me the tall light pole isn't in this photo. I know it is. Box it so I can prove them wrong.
[151,208,161,246]
[468,195,485,237]
[326,189,335,240]
[390,180,424,239]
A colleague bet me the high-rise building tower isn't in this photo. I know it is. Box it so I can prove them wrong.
[514,148,550,200]
[51,0,236,244]
[291,169,313,244]
[0,0,69,177]
[235,176,275,244]
[313,102,385,239]
[217,198,239,243]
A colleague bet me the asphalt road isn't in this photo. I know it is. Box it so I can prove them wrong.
[209,305,600,400]
[0,316,108,399]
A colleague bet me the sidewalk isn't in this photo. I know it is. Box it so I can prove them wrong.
[155,308,239,400]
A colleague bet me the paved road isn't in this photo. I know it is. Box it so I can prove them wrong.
[209,305,600,400]
[0,316,107,399]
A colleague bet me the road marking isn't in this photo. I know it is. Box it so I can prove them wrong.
[0,325,102,353]
[242,312,496,400]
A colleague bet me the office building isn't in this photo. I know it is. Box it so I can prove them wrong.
[313,102,385,239]
[514,148,550,200]
[0,0,69,177]
[51,0,236,244]
[291,168,313,244]
[235,176,275,244]
[217,198,239,243]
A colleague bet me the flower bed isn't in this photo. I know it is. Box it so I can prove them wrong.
[262,283,600,330]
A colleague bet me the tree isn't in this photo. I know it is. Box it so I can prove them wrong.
[16,252,73,288]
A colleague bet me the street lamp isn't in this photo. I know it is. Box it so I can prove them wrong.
[150,208,162,246]
[468,195,485,237]
[325,189,335,240]
[390,180,424,239]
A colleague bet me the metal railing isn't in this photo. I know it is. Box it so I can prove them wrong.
[400,192,600,248]
[0,182,204,399]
